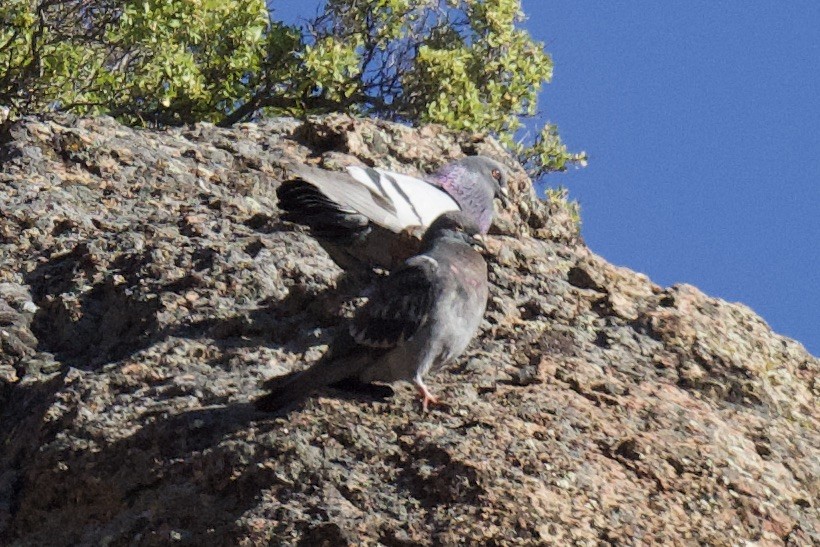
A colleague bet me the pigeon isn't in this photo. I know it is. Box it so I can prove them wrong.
[276,155,508,273]
[256,210,489,412]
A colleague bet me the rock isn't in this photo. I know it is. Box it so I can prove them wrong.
[0,115,816,545]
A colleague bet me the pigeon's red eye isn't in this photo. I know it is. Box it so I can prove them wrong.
[491,169,502,182]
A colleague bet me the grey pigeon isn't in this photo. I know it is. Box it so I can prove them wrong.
[257,211,489,412]
[276,155,508,272]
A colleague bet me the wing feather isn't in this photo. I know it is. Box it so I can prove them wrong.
[350,255,440,348]
[283,163,406,233]
[346,166,459,229]
[281,162,460,234]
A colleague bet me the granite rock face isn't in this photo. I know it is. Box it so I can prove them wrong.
[0,115,816,546]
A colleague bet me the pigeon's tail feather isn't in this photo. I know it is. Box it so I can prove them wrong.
[277,180,371,243]
[255,353,367,413]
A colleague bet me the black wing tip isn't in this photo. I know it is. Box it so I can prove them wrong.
[276,179,371,242]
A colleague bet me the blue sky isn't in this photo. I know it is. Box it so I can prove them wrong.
[273,2,819,356]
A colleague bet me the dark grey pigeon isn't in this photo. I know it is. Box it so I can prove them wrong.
[276,155,508,272]
[256,211,489,412]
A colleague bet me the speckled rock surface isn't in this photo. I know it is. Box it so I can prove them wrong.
[0,115,816,546]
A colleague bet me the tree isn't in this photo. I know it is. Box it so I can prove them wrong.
[0,0,585,175]
[0,0,272,126]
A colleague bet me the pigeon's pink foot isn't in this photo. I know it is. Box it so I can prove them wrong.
[415,380,440,412]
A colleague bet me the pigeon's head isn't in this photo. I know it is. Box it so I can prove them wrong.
[456,156,510,208]
[422,211,484,250]
[431,156,510,233]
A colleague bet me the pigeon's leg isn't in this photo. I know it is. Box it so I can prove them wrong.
[414,376,440,412]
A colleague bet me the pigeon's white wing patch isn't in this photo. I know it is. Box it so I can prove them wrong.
[346,166,459,230]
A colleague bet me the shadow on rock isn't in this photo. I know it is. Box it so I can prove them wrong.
[5,402,288,545]
[161,284,354,371]
[24,244,162,370]
[256,372,395,413]
[22,240,353,374]
[0,372,76,536]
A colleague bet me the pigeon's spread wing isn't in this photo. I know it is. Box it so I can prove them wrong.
[350,255,441,348]
[281,163,406,233]
[279,162,460,236]
[346,166,459,229]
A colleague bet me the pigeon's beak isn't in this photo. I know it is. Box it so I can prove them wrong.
[496,187,510,208]
[470,234,487,253]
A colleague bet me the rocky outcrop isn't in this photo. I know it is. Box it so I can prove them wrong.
[0,115,816,545]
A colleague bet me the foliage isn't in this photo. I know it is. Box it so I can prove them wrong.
[516,122,588,180]
[303,0,586,174]
[0,0,271,125]
[546,187,581,229]
[0,0,585,175]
